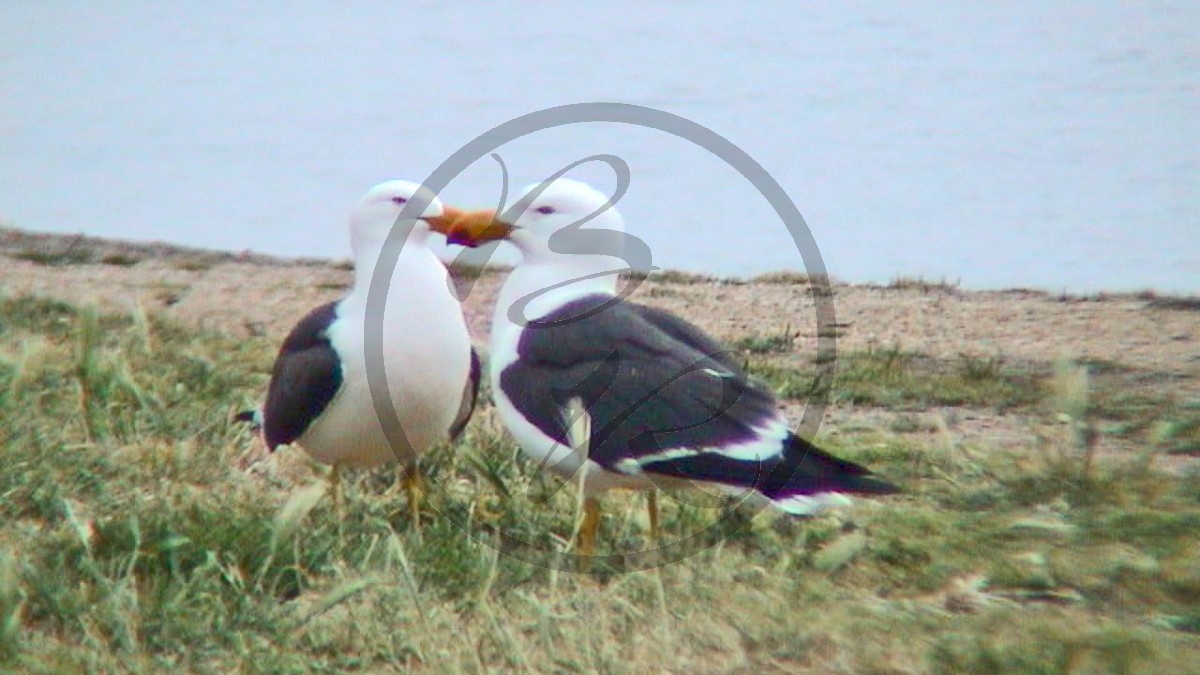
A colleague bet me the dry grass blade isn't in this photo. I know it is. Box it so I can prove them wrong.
[273,482,328,544]
[0,551,24,659]
[291,576,379,630]
[386,532,429,626]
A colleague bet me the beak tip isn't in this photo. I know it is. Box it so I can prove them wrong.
[437,209,508,248]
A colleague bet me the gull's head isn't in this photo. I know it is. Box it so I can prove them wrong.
[503,178,623,252]
[348,180,462,252]
[434,178,624,258]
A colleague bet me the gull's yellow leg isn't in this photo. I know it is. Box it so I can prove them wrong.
[579,497,602,559]
[562,397,600,567]
[329,463,344,516]
[403,464,425,533]
[647,490,660,542]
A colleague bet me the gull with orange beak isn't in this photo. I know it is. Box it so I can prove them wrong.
[238,180,480,523]
[435,178,897,558]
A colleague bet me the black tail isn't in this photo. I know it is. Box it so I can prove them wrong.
[637,432,899,515]
[234,408,262,429]
[758,434,899,514]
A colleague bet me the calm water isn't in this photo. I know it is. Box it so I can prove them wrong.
[2,1,1197,292]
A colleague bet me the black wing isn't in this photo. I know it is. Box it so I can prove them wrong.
[499,294,778,469]
[448,346,482,441]
[630,303,746,375]
[261,302,343,450]
[500,294,897,501]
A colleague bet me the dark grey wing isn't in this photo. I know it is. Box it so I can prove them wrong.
[500,294,898,500]
[448,346,482,441]
[500,295,779,470]
[261,302,342,450]
[630,304,745,375]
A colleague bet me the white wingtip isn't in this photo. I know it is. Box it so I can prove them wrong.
[234,407,264,428]
[769,491,855,516]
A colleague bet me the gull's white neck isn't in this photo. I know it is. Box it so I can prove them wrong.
[342,228,447,312]
[489,248,624,378]
[496,250,623,325]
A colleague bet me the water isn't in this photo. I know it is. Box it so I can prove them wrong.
[2,1,1197,292]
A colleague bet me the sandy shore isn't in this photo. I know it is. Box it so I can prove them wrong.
[3,226,1196,384]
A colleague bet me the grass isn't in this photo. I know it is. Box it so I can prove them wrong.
[100,253,143,267]
[7,239,141,268]
[171,257,216,272]
[643,269,717,285]
[749,346,1200,460]
[9,246,96,267]
[447,261,493,281]
[887,276,962,293]
[0,295,1197,672]
[749,346,1045,412]
[751,271,816,285]
[732,325,794,355]
[1145,296,1200,312]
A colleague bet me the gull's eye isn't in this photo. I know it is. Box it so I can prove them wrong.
[391,196,408,205]
[535,205,556,215]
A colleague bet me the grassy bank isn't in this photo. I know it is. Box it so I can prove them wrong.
[0,295,1197,673]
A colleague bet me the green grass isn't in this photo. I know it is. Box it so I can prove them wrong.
[446,260,493,281]
[1145,296,1200,312]
[99,253,143,267]
[749,347,1045,411]
[749,347,1200,459]
[9,246,96,267]
[171,256,219,272]
[5,239,146,268]
[628,269,716,285]
[732,325,794,355]
[751,271,814,285]
[0,295,1197,672]
[887,276,961,293]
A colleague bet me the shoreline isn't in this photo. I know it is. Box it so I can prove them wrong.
[4,227,1198,445]
[5,225,1197,301]
[2,226,1197,381]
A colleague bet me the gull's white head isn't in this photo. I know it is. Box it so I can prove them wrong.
[348,180,461,254]
[437,178,627,262]
[503,178,624,255]
[433,177,650,307]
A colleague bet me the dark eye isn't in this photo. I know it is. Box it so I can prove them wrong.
[391,196,408,205]
[535,205,556,215]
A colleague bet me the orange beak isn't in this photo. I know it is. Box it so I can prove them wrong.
[427,208,513,248]
[421,204,464,236]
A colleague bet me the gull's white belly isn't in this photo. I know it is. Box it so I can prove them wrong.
[297,255,471,469]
